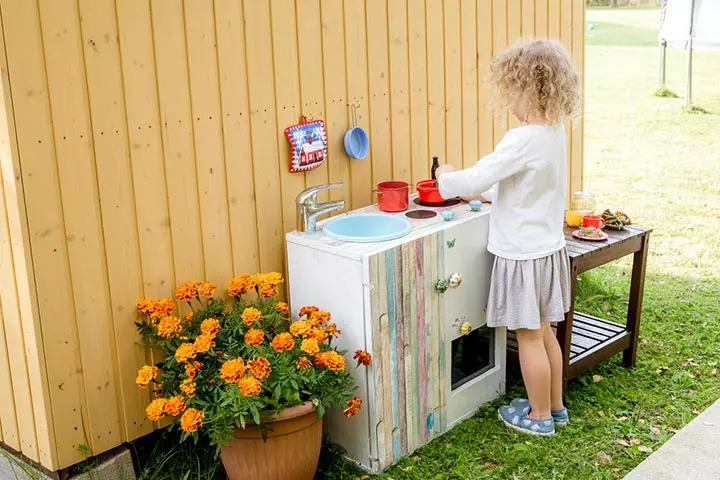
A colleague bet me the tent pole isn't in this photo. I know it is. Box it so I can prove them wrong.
[659,40,667,89]
[685,0,696,108]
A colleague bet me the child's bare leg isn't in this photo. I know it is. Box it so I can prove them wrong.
[541,323,564,411]
[515,328,551,419]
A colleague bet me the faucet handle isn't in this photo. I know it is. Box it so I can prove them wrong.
[296,183,344,204]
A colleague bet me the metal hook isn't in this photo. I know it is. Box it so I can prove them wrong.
[347,101,361,127]
[351,104,358,127]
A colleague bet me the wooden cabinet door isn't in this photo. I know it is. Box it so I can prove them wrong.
[441,214,492,341]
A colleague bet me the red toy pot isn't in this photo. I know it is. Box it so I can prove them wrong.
[416,179,445,205]
[376,181,409,212]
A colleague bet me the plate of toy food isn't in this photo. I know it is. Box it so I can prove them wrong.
[601,209,632,230]
[572,226,608,242]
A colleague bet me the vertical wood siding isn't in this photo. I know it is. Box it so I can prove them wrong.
[0,0,585,471]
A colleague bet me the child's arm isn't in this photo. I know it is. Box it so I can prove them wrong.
[436,130,530,199]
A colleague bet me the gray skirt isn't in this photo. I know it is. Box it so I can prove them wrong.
[486,248,571,331]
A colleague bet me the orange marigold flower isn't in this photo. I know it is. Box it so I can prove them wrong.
[135,365,158,389]
[137,297,155,316]
[227,274,251,297]
[289,320,311,337]
[200,318,220,338]
[271,332,295,352]
[299,306,319,318]
[247,274,264,290]
[154,298,176,318]
[184,362,198,379]
[247,357,271,380]
[197,282,217,299]
[323,351,345,371]
[163,395,186,417]
[180,378,196,398]
[343,397,362,417]
[238,376,262,397]
[146,398,167,422]
[157,316,183,338]
[353,350,372,367]
[258,282,279,299]
[309,310,331,325]
[313,352,327,367]
[193,334,214,353]
[308,328,329,343]
[184,311,194,321]
[175,281,199,302]
[180,408,204,433]
[244,328,264,346]
[296,356,312,370]
[276,302,289,315]
[241,307,262,327]
[263,272,284,285]
[175,343,197,363]
[325,323,342,338]
[301,338,320,355]
[220,358,246,383]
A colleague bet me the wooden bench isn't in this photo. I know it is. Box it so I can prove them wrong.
[507,225,652,393]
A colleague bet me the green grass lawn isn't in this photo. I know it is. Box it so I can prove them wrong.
[134,8,720,480]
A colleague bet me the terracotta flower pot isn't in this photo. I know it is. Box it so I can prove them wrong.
[220,401,322,480]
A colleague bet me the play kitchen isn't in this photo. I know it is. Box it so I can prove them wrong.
[287,156,505,473]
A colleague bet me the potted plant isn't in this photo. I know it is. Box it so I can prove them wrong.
[134,273,370,480]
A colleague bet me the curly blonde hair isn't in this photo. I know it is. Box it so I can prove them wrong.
[491,39,581,125]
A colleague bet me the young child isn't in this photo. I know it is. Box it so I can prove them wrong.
[436,39,581,437]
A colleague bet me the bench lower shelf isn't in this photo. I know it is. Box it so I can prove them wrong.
[507,312,632,379]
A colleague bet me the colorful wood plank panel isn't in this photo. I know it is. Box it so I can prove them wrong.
[370,235,447,469]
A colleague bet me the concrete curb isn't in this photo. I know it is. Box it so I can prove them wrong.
[624,399,720,479]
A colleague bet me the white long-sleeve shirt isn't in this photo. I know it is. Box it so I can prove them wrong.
[437,124,567,260]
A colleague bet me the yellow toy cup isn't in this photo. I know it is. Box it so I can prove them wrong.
[565,210,583,227]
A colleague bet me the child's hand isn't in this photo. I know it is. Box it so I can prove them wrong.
[434,165,455,178]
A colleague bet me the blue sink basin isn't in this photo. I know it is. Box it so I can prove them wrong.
[322,214,412,243]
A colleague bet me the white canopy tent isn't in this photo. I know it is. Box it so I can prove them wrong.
[657,0,720,107]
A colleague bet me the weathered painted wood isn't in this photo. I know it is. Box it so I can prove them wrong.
[414,239,427,443]
[402,242,416,452]
[384,249,400,461]
[394,247,407,455]
[377,251,393,467]
[369,254,386,469]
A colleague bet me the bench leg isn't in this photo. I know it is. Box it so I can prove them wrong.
[556,265,577,396]
[623,234,650,368]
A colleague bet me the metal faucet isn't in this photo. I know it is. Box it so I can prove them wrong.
[296,183,346,232]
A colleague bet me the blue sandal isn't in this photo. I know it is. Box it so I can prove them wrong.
[498,405,555,437]
[509,398,569,427]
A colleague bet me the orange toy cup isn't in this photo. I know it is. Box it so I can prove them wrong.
[565,211,583,227]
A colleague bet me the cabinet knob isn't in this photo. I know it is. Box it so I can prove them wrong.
[460,321,472,335]
[435,273,462,293]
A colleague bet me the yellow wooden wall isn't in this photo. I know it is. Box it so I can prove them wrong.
[0,0,584,471]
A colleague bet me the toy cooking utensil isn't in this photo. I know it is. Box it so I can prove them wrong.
[344,103,369,160]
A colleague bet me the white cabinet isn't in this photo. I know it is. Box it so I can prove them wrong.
[287,202,505,473]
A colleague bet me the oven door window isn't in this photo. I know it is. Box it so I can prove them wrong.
[450,326,495,391]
